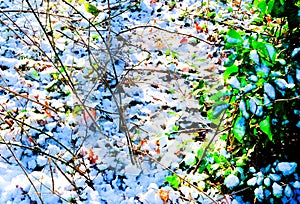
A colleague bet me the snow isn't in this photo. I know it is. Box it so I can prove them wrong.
[0,0,298,203]
[247,177,257,186]
[254,186,264,201]
[277,162,297,176]
[224,174,239,189]
[272,182,283,198]
[264,82,276,100]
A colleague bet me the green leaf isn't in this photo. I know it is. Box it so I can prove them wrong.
[165,175,180,189]
[224,65,238,80]
[259,116,273,142]
[209,91,224,101]
[165,49,171,56]
[265,44,276,62]
[210,102,229,119]
[279,0,284,6]
[171,51,179,59]
[167,111,178,115]
[84,3,100,16]
[30,69,39,80]
[253,0,260,8]
[233,116,246,143]
[267,0,275,14]
[171,125,179,132]
[197,148,204,159]
[257,1,267,14]
[252,41,269,60]
[226,29,243,44]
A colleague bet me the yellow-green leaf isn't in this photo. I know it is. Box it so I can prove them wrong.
[84,3,100,16]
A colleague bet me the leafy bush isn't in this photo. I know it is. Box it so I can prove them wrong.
[166,0,300,202]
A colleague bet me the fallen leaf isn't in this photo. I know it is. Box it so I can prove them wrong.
[180,37,188,44]
[157,189,170,204]
[181,67,190,72]
[195,22,202,32]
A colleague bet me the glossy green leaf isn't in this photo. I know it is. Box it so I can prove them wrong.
[279,0,284,6]
[30,69,39,79]
[267,0,275,14]
[233,116,246,143]
[265,44,276,62]
[224,65,238,80]
[226,29,243,44]
[258,1,267,14]
[209,91,224,101]
[259,116,273,142]
[252,41,268,59]
[84,3,100,16]
[210,102,229,119]
[165,49,171,56]
[165,175,180,189]
[197,148,204,159]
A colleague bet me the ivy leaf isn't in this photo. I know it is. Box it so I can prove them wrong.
[210,102,229,119]
[165,49,171,56]
[249,98,263,116]
[84,3,100,16]
[224,65,238,80]
[265,44,276,62]
[252,41,269,60]
[209,91,224,101]
[259,116,273,142]
[165,175,180,189]
[258,1,267,14]
[264,82,276,99]
[233,116,246,143]
[267,0,275,14]
[29,68,40,80]
[226,29,243,45]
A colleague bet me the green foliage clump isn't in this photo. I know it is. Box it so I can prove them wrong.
[166,0,300,202]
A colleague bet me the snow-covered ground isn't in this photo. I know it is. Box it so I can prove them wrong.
[2,0,297,203]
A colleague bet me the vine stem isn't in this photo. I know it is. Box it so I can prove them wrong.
[192,95,232,174]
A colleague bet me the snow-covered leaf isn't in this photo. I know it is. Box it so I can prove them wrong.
[249,98,263,116]
[296,69,300,82]
[224,174,239,189]
[264,177,271,187]
[269,173,281,181]
[250,50,260,64]
[254,186,264,201]
[277,162,297,176]
[265,44,276,62]
[264,82,276,99]
[247,177,257,186]
[291,181,300,188]
[239,100,249,119]
[272,182,283,198]
[228,76,240,89]
[284,185,292,197]
[275,78,295,89]
[233,116,246,142]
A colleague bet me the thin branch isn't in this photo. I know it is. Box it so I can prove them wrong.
[116,25,222,46]
[136,149,218,204]
[2,138,44,204]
